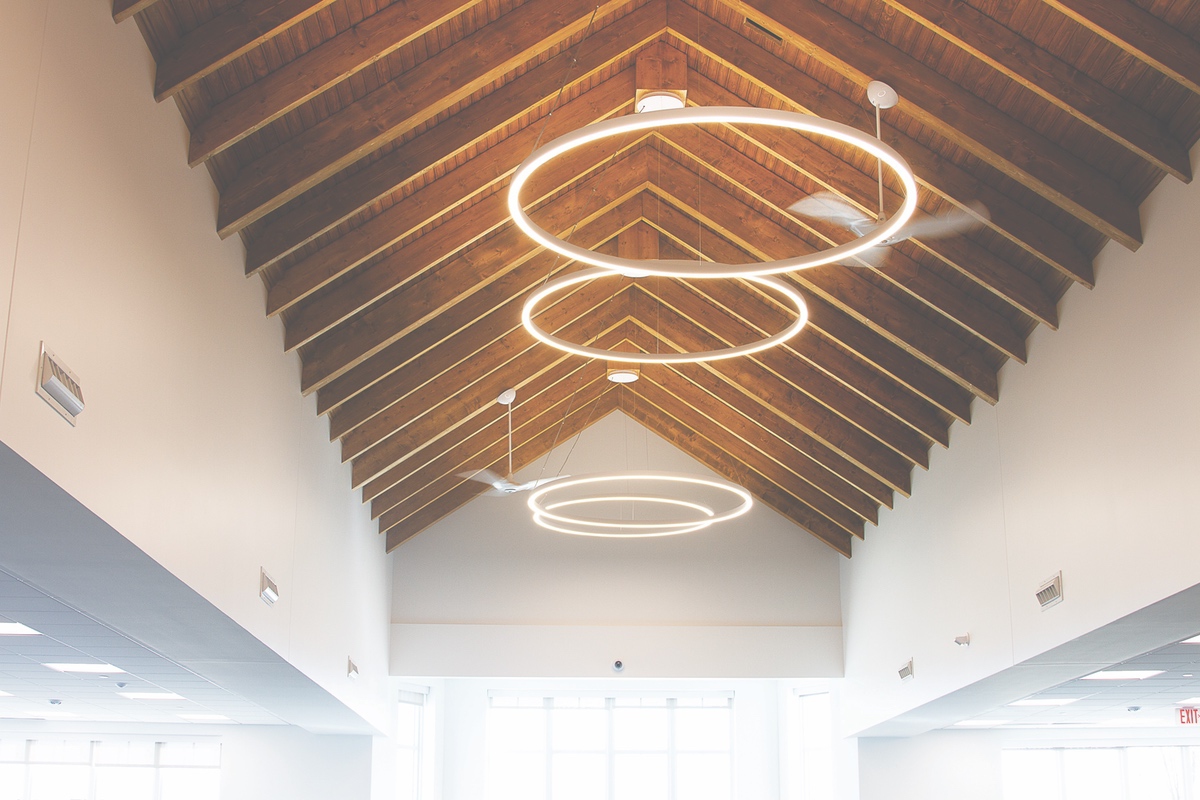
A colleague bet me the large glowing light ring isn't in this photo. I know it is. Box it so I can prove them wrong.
[508,106,918,278]
[522,268,808,363]
[528,472,753,538]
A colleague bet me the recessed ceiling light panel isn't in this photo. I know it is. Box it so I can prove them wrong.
[1008,698,1080,706]
[0,622,42,636]
[118,692,184,701]
[44,662,126,674]
[178,713,230,722]
[1081,669,1164,680]
[953,719,1011,727]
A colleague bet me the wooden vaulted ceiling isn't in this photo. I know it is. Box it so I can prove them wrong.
[116,0,1200,555]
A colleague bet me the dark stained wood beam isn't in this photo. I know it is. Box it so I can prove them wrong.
[646,198,976,423]
[243,0,666,271]
[113,0,161,23]
[188,0,481,165]
[266,81,639,316]
[714,0,1143,249]
[216,0,630,235]
[384,391,621,550]
[620,392,853,556]
[1042,0,1200,96]
[652,130,1034,360]
[879,0,1190,181]
[295,149,651,392]
[324,204,641,435]
[153,0,337,102]
[646,158,1002,401]
[676,22,1094,286]
[685,77,1061,328]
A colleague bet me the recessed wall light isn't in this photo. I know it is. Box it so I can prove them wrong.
[178,713,230,722]
[44,662,126,674]
[1081,669,1164,680]
[118,692,183,701]
[260,568,279,606]
[1008,698,1080,706]
[0,623,41,636]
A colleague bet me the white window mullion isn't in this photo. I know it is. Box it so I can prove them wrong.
[667,698,677,800]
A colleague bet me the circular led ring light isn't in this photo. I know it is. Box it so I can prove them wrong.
[528,472,753,538]
[508,106,918,279]
[522,268,808,364]
[542,494,716,531]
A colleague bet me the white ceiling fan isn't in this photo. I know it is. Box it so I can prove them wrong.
[788,80,987,269]
[459,388,568,496]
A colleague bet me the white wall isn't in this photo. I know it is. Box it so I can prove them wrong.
[392,411,843,677]
[840,147,1200,734]
[0,0,391,732]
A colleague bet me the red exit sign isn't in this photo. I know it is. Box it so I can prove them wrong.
[1179,708,1200,724]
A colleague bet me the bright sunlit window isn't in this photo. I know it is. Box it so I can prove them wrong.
[1003,746,1200,800]
[396,689,428,800]
[0,738,220,800]
[784,692,833,800]
[485,694,734,800]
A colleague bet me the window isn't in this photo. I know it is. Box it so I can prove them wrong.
[0,738,220,800]
[396,689,428,800]
[1003,746,1200,800]
[485,694,734,800]
[783,693,833,800]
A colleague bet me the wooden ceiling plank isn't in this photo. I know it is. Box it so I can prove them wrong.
[326,209,639,437]
[266,87,639,317]
[631,282,929,471]
[880,0,1190,181]
[383,391,620,550]
[715,0,1142,249]
[243,1,666,271]
[1042,0,1200,96]
[686,81,1060,327]
[216,0,631,236]
[189,0,483,165]
[626,291,915,492]
[648,210,973,424]
[296,152,650,392]
[652,225,950,448]
[341,283,631,462]
[680,28,1094,286]
[153,0,338,102]
[112,0,162,23]
[620,392,853,555]
[632,373,868,535]
[647,162,1001,401]
[372,368,614,523]
[653,132,1030,362]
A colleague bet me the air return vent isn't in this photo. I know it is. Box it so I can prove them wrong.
[1036,572,1064,610]
[898,659,914,681]
[745,18,783,44]
[36,343,84,424]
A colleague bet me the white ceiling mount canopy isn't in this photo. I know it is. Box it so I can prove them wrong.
[522,269,809,364]
[507,106,918,279]
[867,80,899,109]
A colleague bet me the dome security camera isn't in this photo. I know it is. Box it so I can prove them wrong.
[612,660,624,673]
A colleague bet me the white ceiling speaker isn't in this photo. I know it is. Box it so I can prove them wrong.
[606,365,640,384]
[867,80,899,109]
[36,343,84,425]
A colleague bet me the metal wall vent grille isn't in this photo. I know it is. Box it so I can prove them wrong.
[1037,572,1064,610]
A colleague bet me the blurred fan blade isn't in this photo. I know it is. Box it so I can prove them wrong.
[788,191,874,234]
[901,202,989,241]
[458,468,506,487]
[844,246,890,270]
[513,475,571,492]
